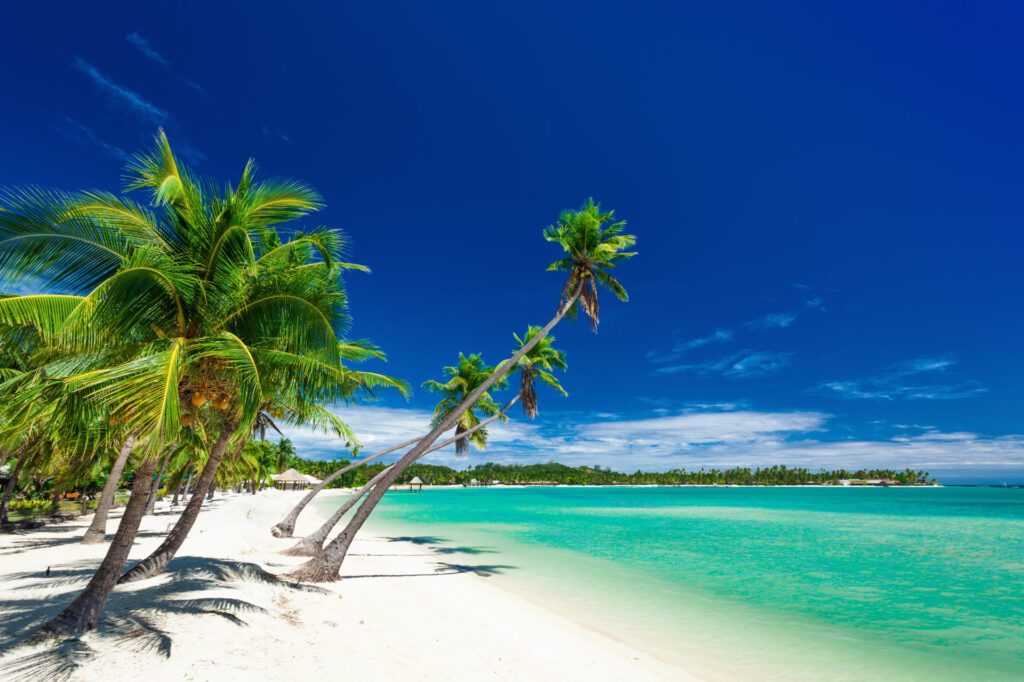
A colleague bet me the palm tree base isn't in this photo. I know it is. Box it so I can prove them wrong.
[283,554,340,582]
[280,537,321,557]
[270,521,295,538]
[80,529,107,544]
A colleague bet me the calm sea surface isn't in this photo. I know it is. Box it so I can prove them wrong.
[337,487,1024,681]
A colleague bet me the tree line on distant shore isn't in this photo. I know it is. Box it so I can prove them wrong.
[281,459,937,487]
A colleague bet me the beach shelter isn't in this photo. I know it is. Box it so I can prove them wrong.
[271,468,312,491]
[303,473,323,485]
[408,476,424,492]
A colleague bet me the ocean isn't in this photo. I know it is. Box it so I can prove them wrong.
[341,486,1024,681]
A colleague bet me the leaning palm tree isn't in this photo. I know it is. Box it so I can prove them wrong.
[423,353,506,456]
[281,333,568,558]
[544,197,635,331]
[0,131,393,637]
[267,340,413,538]
[286,199,635,582]
[512,326,568,418]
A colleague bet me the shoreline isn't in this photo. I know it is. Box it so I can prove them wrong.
[0,489,694,681]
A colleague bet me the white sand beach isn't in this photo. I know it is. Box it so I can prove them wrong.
[0,489,694,681]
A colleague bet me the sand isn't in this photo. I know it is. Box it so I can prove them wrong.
[0,489,695,681]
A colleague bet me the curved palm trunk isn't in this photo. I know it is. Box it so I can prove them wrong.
[271,434,434,538]
[169,464,189,507]
[286,296,575,582]
[282,467,393,556]
[117,426,239,584]
[282,393,516,557]
[145,449,173,515]
[283,395,520,558]
[38,457,157,639]
[0,453,26,526]
[82,433,138,544]
[182,469,194,500]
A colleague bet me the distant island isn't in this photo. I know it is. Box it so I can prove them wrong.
[284,458,938,487]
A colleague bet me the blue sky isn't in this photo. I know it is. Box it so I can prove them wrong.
[1,2,1021,481]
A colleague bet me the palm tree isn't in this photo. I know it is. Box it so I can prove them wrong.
[267,341,413,538]
[512,326,567,418]
[282,333,569,557]
[81,435,137,542]
[285,199,634,582]
[0,131,393,637]
[423,353,507,456]
[544,197,636,331]
[280,392,522,557]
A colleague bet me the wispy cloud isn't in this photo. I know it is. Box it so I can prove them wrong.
[124,32,205,95]
[747,294,824,330]
[73,57,168,124]
[53,117,130,161]
[650,288,822,377]
[656,350,794,378]
[647,328,733,364]
[261,124,291,143]
[277,403,1024,476]
[820,355,987,401]
[126,32,169,67]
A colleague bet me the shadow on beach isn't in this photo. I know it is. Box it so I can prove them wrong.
[343,562,516,580]
[0,557,326,681]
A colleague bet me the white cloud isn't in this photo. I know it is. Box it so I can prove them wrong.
[746,294,824,330]
[821,355,987,401]
[73,57,168,124]
[278,404,1024,477]
[656,350,793,378]
[126,32,169,67]
[125,32,205,95]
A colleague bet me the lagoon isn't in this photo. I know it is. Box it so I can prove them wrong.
[353,486,1024,681]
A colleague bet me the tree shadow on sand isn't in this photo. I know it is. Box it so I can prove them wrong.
[0,557,327,682]
[384,536,498,556]
[384,535,450,545]
[0,530,167,556]
[343,562,515,580]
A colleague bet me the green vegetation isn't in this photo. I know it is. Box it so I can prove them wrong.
[309,462,936,487]
[0,131,407,634]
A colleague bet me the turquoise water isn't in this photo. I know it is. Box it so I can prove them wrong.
[343,487,1024,681]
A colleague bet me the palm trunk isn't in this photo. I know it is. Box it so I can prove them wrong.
[287,296,576,582]
[117,426,240,584]
[183,470,194,500]
[271,433,438,538]
[283,395,519,559]
[281,467,393,556]
[1,453,26,526]
[50,490,61,516]
[38,457,157,639]
[145,449,173,515]
[82,433,137,544]
[170,465,189,507]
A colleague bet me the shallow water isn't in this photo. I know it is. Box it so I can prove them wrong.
[335,486,1024,681]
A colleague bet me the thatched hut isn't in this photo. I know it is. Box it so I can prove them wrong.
[271,468,313,490]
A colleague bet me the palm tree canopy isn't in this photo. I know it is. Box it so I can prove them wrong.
[512,326,568,419]
[0,130,407,465]
[423,353,508,455]
[543,198,637,331]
